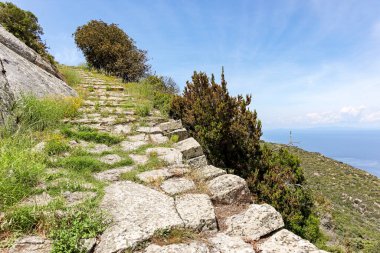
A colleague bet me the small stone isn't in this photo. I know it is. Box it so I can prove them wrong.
[161,178,195,195]
[20,192,53,206]
[148,133,169,144]
[186,155,208,168]
[142,242,209,253]
[175,194,217,231]
[94,166,135,182]
[63,191,97,206]
[137,169,172,183]
[9,236,52,253]
[195,165,226,181]
[137,126,162,134]
[32,142,45,153]
[208,233,255,253]
[120,140,147,152]
[257,229,327,253]
[113,124,131,134]
[99,154,122,165]
[87,144,112,154]
[173,137,203,160]
[130,154,149,165]
[157,120,183,133]
[225,204,284,241]
[146,147,183,165]
[207,174,250,204]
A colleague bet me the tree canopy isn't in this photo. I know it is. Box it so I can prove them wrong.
[74,20,150,82]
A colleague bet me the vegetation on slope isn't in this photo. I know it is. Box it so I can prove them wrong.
[269,143,380,253]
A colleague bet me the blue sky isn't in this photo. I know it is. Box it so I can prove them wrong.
[8,0,380,129]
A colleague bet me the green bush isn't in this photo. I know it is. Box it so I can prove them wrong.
[74,20,150,82]
[170,69,262,178]
[0,135,45,210]
[0,2,56,65]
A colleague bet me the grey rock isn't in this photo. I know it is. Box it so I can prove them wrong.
[130,154,149,165]
[207,174,250,204]
[137,169,173,183]
[113,124,131,134]
[120,140,147,152]
[225,204,284,241]
[167,128,189,141]
[142,242,210,253]
[208,233,255,253]
[257,229,328,253]
[158,120,183,133]
[63,191,97,206]
[87,144,112,154]
[137,126,162,134]
[195,165,226,181]
[79,238,97,253]
[98,154,122,165]
[146,147,183,165]
[20,192,53,206]
[31,142,46,153]
[9,236,52,253]
[186,155,208,168]
[94,166,135,182]
[148,133,169,144]
[175,194,217,231]
[128,133,147,142]
[161,178,196,195]
[95,181,183,252]
[173,137,203,159]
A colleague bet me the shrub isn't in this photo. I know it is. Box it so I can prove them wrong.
[170,69,262,178]
[248,146,323,243]
[0,2,55,65]
[74,20,150,82]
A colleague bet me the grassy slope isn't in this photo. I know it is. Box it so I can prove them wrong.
[268,143,380,252]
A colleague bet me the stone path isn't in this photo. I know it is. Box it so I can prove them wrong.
[9,70,327,253]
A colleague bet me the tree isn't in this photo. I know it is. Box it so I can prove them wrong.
[170,69,262,178]
[0,2,54,64]
[74,20,150,82]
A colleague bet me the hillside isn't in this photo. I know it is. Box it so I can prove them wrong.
[267,143,380,252]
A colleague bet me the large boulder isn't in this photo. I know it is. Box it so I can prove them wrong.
[225,204,284,240]
[95,181,184,252]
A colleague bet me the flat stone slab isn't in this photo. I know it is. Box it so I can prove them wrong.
[161,178,195,195]
[173,137,203,159]
[137,169,173,183]
[146,147,183,165]
[158,120,183,133]
[207,174,250,204]
[113,124,132,134]
[186,155,208,168]
[195,165,226,181]
[87,144,112,154]
[208,233,255,253]
[257,229,327,253]
[128,134,147,142]
[120,140,147,152]
[225,204,284,241]
[130,154,149,165]
[142,242,210,253]
[63,191,97,206]
[95,181,184,252]
[148,133,169,144]
[20,192,53,207]
[9,236,52,253]
[98,154,122,165]
[175,194,217,231]
[137,126,162,134]
[94,166,135,182]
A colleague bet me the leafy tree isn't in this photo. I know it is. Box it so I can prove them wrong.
[74,20,150,82]
[170,69,262,178]
[0,2,54,64]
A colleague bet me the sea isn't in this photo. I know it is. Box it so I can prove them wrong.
[262,128,380,178]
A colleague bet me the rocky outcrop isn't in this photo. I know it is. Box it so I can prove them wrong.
[0,24,77,124]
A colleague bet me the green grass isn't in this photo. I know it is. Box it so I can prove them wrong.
[61,126,122,145]
[56,155,104,172]
[44,135,70,155]
[135,104,151,117]
[58,65,82,87]
[0,135,45,210]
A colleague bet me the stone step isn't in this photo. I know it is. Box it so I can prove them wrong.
[78,107,134,115]
[206,174,250,204]
[173,137,203,160]
[82,84,124,91]
[83,100,126,107]
[86,95,131,102]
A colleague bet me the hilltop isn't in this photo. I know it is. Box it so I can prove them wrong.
[267,143,380,252]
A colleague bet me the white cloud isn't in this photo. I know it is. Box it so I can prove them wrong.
[305,106,374,125]
[361,111,380,123]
